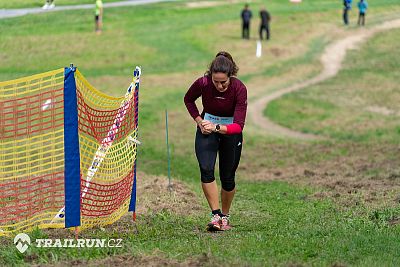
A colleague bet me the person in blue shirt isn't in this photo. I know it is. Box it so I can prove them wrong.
[357,0,368,26]
[343,0,352,25]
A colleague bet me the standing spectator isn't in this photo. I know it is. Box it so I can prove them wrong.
[259,6,271,40]
[241,4,252,39]
[343,0,352,25]
[42,0,55,9]
[357,0,368,26]
[95,0,104,34]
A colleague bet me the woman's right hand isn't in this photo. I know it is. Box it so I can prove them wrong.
[199,120,212,135]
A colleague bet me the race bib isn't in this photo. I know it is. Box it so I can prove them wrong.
[204,113,233,125]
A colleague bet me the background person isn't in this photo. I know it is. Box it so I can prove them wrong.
[259,6,271,40]
[357,0,368,26]
[241,4,252,39]
[42,0,55,9]
[184,51,248,231]
[95,0,104,34]
[343,0,352,25]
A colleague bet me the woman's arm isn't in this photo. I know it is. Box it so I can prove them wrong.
[184,78,203,120]
[202,121,241,135]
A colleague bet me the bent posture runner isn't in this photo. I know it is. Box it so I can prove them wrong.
[184,51,248,231]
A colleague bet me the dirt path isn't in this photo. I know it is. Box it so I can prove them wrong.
[248,19,400,140]
[0,0,176,19]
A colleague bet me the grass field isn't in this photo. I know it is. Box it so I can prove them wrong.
[1,0,400,266]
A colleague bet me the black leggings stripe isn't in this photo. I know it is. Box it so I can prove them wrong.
[195,128,243,191]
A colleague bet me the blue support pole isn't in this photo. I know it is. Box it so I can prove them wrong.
[63,65,81,228]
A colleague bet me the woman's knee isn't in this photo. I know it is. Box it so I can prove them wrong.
[221,180,235,191]
[200,167,215,183]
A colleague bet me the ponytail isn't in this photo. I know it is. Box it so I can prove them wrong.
[206,51,239,77]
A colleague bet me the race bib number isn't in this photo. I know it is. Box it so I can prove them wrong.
[204,113,233,125]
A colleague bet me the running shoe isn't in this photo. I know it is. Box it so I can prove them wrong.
[220,215,232,231]
[206,213,221,231]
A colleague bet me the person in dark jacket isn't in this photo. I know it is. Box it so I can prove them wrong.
[259,6,271,40]
[241,4,252,39]
[184,51,248,231]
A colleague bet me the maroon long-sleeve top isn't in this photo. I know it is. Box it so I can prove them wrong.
[184,75,248,130]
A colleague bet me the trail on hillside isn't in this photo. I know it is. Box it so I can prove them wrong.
[0,0,176,19]
[248,19,400,140]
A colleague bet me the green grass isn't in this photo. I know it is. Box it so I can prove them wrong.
[2,181,400,266]
[1,0,400,266]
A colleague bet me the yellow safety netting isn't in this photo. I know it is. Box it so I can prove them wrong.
[0,68,139,236]
[75,70,138,229]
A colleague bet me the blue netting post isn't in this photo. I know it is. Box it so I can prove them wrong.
[63,64,81,229]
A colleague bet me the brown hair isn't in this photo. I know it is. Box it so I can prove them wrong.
[206,51,239,77]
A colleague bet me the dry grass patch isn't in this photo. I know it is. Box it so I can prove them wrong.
[186,0,239,9]
[33,172,201,240]
[134,172,201,216]
[242,142,400,208]
[35,250,214,267]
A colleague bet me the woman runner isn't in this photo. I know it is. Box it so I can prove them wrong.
[184,51,248,231]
